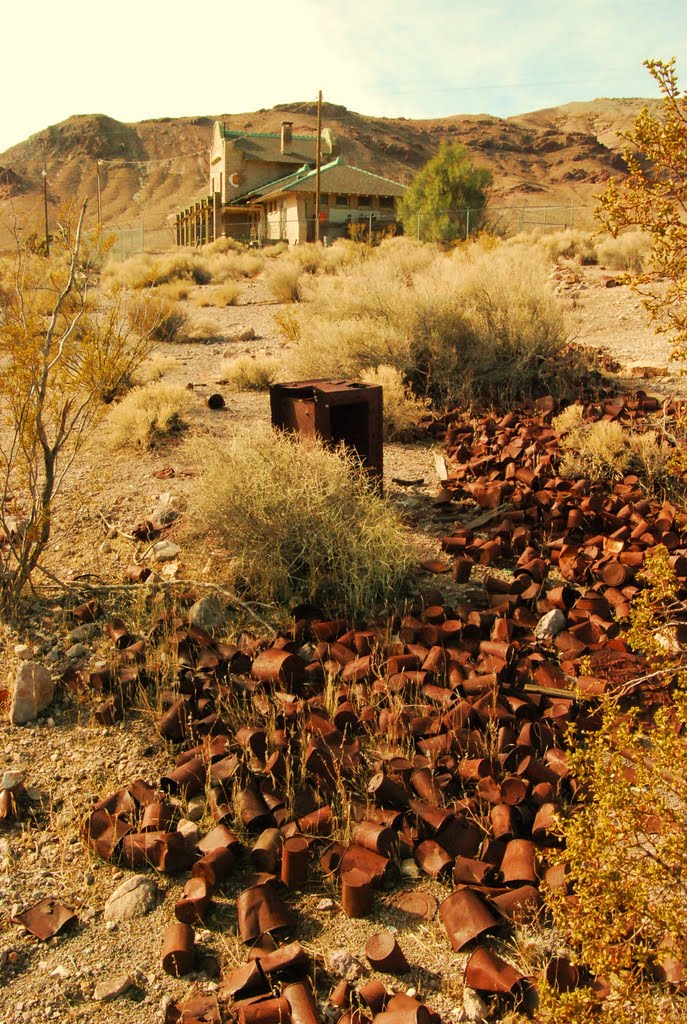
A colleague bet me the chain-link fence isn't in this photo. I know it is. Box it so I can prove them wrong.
[107,222,176,259]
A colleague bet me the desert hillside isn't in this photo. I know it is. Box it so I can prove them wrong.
[0,97,662,247]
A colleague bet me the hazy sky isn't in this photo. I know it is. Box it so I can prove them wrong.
[2,0,685,154]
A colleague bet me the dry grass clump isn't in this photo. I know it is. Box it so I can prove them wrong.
[596,230,652,273]
[284,240,572,407]
[219,354,280,390]
[205,251,263,282]
[261,241,290,258]
[107,382,191,449]
[265,259,303,302]
[183,316,224,343]
[554,404,674,492]
[509,228,598,265]
[193,282,242,307]
[129,293,187,343]
[133,354,180,385]
[363,365,430,439]
[204,236,246,255]
[104,251,212,290]
[189,426,416,617]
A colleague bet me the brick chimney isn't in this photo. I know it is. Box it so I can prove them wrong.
[280,121,293,154]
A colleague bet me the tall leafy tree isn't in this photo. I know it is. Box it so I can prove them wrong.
[598,58,687,360]
[399,143,492,242]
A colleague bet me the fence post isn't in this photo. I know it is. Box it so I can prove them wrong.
[465,208,471,240]
[140,218,144,253]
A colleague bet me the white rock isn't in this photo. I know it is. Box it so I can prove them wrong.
[534,608,567,641]
[235,327,255,342]
[150,540,181,563]
[93,975,134,1001]
[103,875,158,922]
[13,644,32,660]
[50,965,71,980]
[10,662,55,725]
[328,949,363,981]
[463,986,490,1022]
[316,898,335,912]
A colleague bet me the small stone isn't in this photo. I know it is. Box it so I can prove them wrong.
[68,626,89,642]
[13,644,32,660]
[328,949,363,981]
[534,608,567,641]
[104,875,158,922]
[235,327,255,342]
[150,540,181,563]
[105,921,118,932]
[176,819,201,845]
[186,795,205,822]
[400,859,420,878]
[316,898,335,912]
[99,541,113,554]
[463,986,490,1022]
[93,975,134,1002]
[2,770,24,791]
[406,988,417,998]
[187,595,226,633]
[50,965,71,980]
[10,661,55,725]
[65,643,87,661]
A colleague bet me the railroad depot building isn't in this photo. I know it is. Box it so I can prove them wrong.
[174,120,406,246]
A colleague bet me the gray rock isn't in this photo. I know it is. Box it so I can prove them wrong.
[2,770,24,791]
[463,986,490,1022]
[93,975,134,1002]
[10,661,54,724]
[177,819,201,846]
[150,540,181,563]
[103,875,158,922]
[328,948,363,981]
[534,608,567,641]
[65,643,87,661]
[188,596,226,633]
[186,795,205,822]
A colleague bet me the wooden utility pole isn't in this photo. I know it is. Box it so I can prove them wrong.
[42,168,50,256]
[314,90,322,243]
[96,159,103,230]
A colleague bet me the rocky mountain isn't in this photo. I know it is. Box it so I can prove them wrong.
[0,98,662,248]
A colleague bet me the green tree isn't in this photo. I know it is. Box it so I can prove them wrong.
[598,58,687,360]
[399,143,492,243]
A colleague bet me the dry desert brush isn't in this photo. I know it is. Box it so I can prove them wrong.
[0,204,155,606]
[107,381,191,450]
[189,427,416,618]
[283,239,576,408]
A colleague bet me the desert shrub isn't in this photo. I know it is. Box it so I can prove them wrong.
[265,259,303,302]
[189,427,416,617]
[133,354,180,385]
[194,282,241,307]
[261,241,289,258]
[292,243,329,274]
[596,230,653,273]
[129,294,187,343]
[532,228,598,265]
[205,251,263,283]
[104,251,212,290]
[107,382,191,449]
[154,279,191,301]
[204,236,246,255]
[183,316,223,343]
[220,354,280,390]
[554,405,674,492]
[284,242,573,407]
[363,365,430,439]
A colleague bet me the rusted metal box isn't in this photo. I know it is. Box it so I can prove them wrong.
[269,379,383,480]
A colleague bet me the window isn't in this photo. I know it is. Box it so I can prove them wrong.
[357,195,371,208]
[379,195,395,210]
[335,195,349,207]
